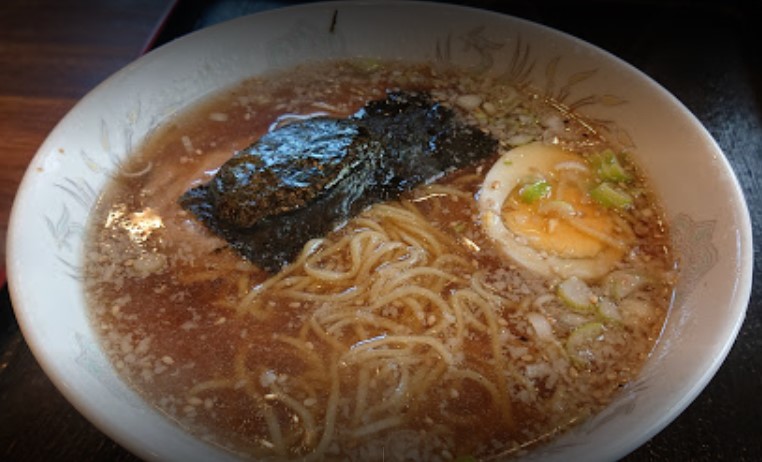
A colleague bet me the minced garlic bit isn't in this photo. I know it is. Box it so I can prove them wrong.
[180,135,193,153]
[455,94,482,111]
[208,112,229,122]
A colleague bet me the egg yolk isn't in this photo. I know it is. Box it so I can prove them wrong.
[501,157,629,261]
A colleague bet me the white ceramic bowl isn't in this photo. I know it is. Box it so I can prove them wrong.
[6,1,752,461]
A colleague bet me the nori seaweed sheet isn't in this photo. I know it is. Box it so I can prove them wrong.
[180,91,497,273]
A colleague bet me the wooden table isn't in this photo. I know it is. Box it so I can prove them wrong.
[1,0,761,461]
[0,0,176,269]
[0,0,172,460]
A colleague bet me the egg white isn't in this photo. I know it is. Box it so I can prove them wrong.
[478,142,633,280]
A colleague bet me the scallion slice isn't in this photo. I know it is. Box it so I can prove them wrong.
[596,297,622,323]
[557,276,596,313]
[519,178,551,204]
[565,321,606,367]
[590,182,633,209]
[593,149,631,182]
[603,270,647,300]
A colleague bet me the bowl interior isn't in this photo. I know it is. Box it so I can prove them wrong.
[7,2,752,461]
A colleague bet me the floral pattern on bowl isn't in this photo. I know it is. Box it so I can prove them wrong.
[8,2,750,462]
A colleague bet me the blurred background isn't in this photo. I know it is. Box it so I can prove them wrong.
[1,0,759,460]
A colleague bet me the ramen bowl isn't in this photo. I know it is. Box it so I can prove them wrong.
[6,1,752,461]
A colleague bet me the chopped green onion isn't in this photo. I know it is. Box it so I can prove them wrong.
[451,221,467,234]
[557,276,596,313]
[590,182,633,209]
[519,178,551,204]
[596,296,622,323]
[603,270,647,300]
[350,57,383,73]
[619,298,655,327]
[593,149,631,182]
[474,110,489,124]
[566,322,606,367]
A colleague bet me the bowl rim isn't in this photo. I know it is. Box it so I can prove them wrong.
[5,1,754,461]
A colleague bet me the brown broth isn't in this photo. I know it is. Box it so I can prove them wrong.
[84,60,675,460]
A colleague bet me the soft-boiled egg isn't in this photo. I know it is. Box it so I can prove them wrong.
[478,142,635,280]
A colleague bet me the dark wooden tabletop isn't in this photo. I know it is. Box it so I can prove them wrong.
[1,0,760,461]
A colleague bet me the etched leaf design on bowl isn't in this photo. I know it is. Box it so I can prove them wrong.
[672,213,719,297]
[46,105,154,280]
[459,25,506,73]
[44,177,97,275]
[599,94,628,106]
[54,177,97,210]
[45,205,80,251]
[266,15,347,68]
[436,25,636,152]
[74,332,143,408]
